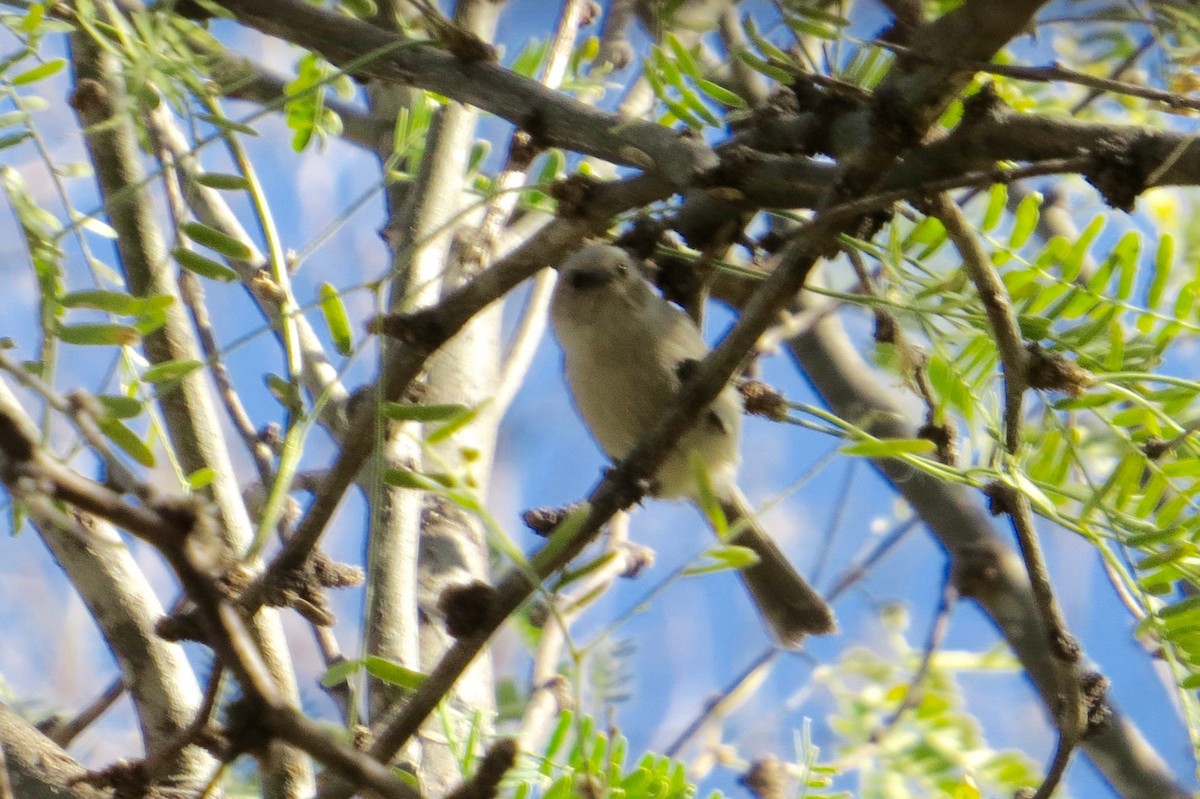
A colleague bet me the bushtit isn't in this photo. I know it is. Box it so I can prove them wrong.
[549,244,836,646]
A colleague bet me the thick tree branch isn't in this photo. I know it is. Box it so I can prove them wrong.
[69,27,313,798]
[213,0,718,184]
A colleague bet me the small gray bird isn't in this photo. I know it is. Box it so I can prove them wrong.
[549,243,836,646]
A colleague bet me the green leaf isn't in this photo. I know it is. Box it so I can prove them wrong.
[1052,392,1120,410]
[57,323,140,346]
[382,469,445,490]
[98,418,155,467]
[142,359,202,384]
[317,283,353,356]
[362,655,427,690]
[320,658,363,687]
[426,403,482,444]
[96,394,143,419]
[187,467,215,490]
[180,221,252,260]
[554,552,618,591]
[194,112,259,136]
[11,58,65,86]
[666,34,701,79]
[193,172,251,191]
[1148,234,1173,311]
[1114,231,1140,301]
[266,373,303,414]
[679,85,721,126]
[840,438,936,457]
[743,16,791,64]
[173,248,238,282]
[0,132,31,150]
[981,183,1007,232]
[59,290,140,315]
[381,402,470,421]
[735,50,793,83]
[19,2,44,32]
[695,78,747,108]
[71,211,116,238]
[690,452,727,537]
[543,710,573,771]
[1062,215,1104,281]
[1008,192,1041,249]
[683,545,760,576]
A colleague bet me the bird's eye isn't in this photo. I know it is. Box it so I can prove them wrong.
[613,260,628,276]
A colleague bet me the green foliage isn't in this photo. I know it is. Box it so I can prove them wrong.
[823,615,1040,799]
[285,52,353,151]
[512,712,695,799]
[644,35,742,130]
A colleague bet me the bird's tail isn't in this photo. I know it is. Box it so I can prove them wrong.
[719,488,836,647]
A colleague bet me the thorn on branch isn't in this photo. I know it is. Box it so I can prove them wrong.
[959,82,1007,128]
[1052,630,1082,663]
[613,216,666,260]
[950,546,1002,598]
[867,82,923,160]
[1143,436,1169,460]
[445,738,518,799]
[1024,342,1093,395]
[522,505,574,536]
[67,78,111,117]
[549,174,601,217]
[368,308,446,348]
[982,481,1016,517]
[740,756,786,799]
[222,695,274,759]
[155,609,206,644]
[70,758,149,797]
[873,309,897,344]
[917,420,957,466]
[438,580,495,638]
[1084,134,1155,212]
[312,552,365,589]
[1083,671,1113,736]
[618,542,655,578]
[738,379,788,421]
[259,552,361,627]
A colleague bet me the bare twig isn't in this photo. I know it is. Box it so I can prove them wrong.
[663,649,779,758]
[42,678,124,749]
[879,40,1200,112]
[868,576,958,744]
[824,518,921,599]
[1029,732,1075,799]
[931,194,1028,454]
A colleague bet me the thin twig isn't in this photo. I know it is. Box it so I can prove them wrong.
[0,351,140,495]
[1029,731,1074,799]
[43,677,124,749]
[148,115,275,484]
[933,193,1086,751]
[879,39,1200,111]
[932,195,1028,453]
[824,518,920,599]
[868,576,958,744]
[663,649,779,758]
[1070,37,1154,115]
